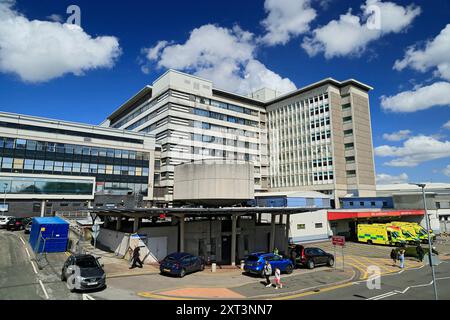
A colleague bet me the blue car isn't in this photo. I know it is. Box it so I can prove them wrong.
[159,252,205,278]
[244,252,294,276]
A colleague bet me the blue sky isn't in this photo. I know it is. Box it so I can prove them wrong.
[0,0,450,184]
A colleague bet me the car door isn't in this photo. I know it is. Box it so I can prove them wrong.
[65,257,76,279]
[315,248,328,264]
[182,256,193,273]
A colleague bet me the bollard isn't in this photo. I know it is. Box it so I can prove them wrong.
[211,263,216,273]
[240,260,245,270]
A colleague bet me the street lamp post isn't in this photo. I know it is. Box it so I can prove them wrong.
[413,183,438,300]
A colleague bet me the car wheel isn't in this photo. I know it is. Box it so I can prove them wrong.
[61,272,66,282]
[327,258,334,267]
[285,264,293,274]
[367,240,373,245]
[200,264,205,271]
[307,260,315,269]
[180,268,186,278]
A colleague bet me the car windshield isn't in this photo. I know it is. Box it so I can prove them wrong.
[246,255,259,262]
[392,232,399,238]
[403,231,413,238]
[76,257,100,268]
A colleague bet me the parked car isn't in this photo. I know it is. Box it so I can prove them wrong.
[61,254,106,292]
[289,245,334,269]
[159,252,205,277]
[24,220,32,234]
[5,218,26,231]
[0,216,14,229]
[243,252,294,276]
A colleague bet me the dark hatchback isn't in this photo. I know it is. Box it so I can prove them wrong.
[289,245,334,269]
[159,252,205,277]
[6,217,26,231]
[61,254,106,292]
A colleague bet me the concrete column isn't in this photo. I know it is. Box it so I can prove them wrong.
[40,200,45,217]
[270,213,276,252]
[179,215,185,252]
[231,214,237,266]
[116,217,122,231]
[133,217,140,233]
[285,214,291,254]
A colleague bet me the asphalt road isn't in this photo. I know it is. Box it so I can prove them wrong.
[300,260,450,300]
[0,229,81,300]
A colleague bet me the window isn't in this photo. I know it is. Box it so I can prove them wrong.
[360,202,364,206]
[383,201,388,207]
[297,224,306,230]
[371,202,376,207]
[13,158,24,170]
[349,201,354,206]
[436,202,441,209]
[344,129,353,136]
[344,143,354,150]
[315,223,323,229]
[343,116,352,123]
[342,103,351,110]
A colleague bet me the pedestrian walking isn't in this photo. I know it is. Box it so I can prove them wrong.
[263,260,272,288]
[290,249,297,267]
[129,246,143,269]
[390,249,397,266]
[274,267,283,290]
[416,244,424,262]
[399,249,405,269]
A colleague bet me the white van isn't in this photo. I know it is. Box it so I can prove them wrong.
[0,216,14,229]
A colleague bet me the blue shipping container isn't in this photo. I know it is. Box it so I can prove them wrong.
[29,217,69,253]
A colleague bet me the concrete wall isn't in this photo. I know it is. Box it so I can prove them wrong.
[96,228,131,257]
[173,161,254,204]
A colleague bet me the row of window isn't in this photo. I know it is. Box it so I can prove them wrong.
[0,137,150,160]
[193,108,259,127]
[0,177,93,195]
[312,158,333,167]
[310,117,330,128]
[95,182,148,195]
[311,131,331,142]
[297,223,323,230]
[309,104,330,116]
[313,172,334,181]
[193,121,258,138]
[192,134,259,150]
[0,157,149,176]
[195,96,259,117]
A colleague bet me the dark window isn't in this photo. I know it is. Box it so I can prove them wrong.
[360,202,364,206]
[371,202,376,206]
[436,202,441,209]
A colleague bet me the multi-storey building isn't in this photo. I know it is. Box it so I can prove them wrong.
[103,70,376,207]
[265,78,377,206]
[103,70,270,204]
[0,112,155,216]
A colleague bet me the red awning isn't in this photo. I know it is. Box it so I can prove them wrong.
[327,210,425,221]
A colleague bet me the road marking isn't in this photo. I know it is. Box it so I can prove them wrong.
[368,291,398,300]
[19,236,26,245]
[39,280,50,300]
[30,260,38,274]
[65,252,70,257]
[347,256,369,279]
[25,247,31,259]
[272,282,355,300]
[82,294,95,300]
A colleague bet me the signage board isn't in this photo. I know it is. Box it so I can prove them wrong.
[332,235,345,246]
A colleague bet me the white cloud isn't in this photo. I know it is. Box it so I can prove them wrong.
[443,120,450,130]
[443,165,450,177]
[394,24,450,81]
[260,0,317,46]
[47,14,63,23]
[376,173,409,184]
[302,0,421,59]
[383,130,412,141]
[375,135,450,167]
[381,82,450,113]
[142,24,296,95]
[0,1,121,82]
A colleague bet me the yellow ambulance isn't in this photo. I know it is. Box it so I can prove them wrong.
[357,223,407,246]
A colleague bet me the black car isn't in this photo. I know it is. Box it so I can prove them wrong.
[6,218,26,231]
[159,252,205,277]
[289,245,334,269]
[61,254,106,292]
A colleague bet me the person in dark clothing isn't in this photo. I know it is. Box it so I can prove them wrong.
[129,246,143,269]
[390,249,398,266]
[416,245,424,262]
[290,249,297,267]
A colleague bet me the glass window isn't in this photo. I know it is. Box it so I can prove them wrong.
[56,143,65,153]
[72,162,81,173]
[53,161,63,171]
[81,163,89,173]
[63,162,72,172]
[65,145,75,154]
[91,148,99,156]
[113,165,121,175]
[122,150,129,159]
[4,138,14,149]
[26,140,37,151]
[44,160,53,172]
[297,224,306,230]
[73,146,83,155]
[129,151,136,160]
[36,141,45,151]
[142,167,149,176]
[24,159,34,170]
[13,158,24,170]
[107,149,115,158]
[89,163,98,174]
[99,148,107,157]
[135,167,142,176]
[128,166,135,176]
[98,164,106,174]
[106,165,113,175]
[16,139,27,149]
[34,160,44,170]
[46,142,56,152]
[82,147,90,155]
[114,149,122,158]
[120,166,128,175]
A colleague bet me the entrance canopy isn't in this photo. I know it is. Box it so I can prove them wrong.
[328,209,425,221]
